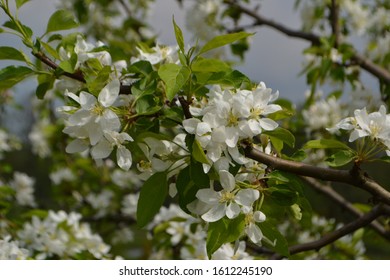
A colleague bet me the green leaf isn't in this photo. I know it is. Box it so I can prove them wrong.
[263,127,295,148]
[36,74,55,99]
[128,60,153,76]
[266,186,298,206]
[0,66,34,90]
[0,46,27,62]
[206,215,245,258]
[173,17,185,53]
[304,139,351,150]
[158,64,191,101]
[192,139,209,164]
[199,31,253,55]
[176,166,197,214]
[3,20,33,39]
[326,150,356,167]
[191,57,231,73]
[190,158,209,189]
[16,0,30,9]
[205,70,250,88]
[137,172,168,228]
[40,41,60,60]
[258,221,290,257]
[46,10,79,33]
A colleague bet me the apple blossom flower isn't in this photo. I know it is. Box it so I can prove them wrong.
[196,170,259,222]
[211,241,252,260]
[242,206,266,244]
[9,172,36,207]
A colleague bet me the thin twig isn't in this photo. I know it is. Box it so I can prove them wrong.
[243,145,390,205]
[273,204,388,259]
[301,176,390,241]
[330,0,340,48]
[223,0,390,84]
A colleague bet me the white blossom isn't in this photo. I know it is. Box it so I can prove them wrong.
[196,170,259,222]
[9,172,36,207]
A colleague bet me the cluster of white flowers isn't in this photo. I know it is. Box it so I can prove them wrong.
[0,236,30,260]
[9,172,36,207]
[184,83,281,172]
[330,105,390,155]
[49,167,76,185]
[86,189,115,217]
[28,118,52,158]
[17,210,111,259]
[131,45,179,65]
[186,0,222,43]
[0,129,20,159]
[302,95,346,135]
[58,79,133,170]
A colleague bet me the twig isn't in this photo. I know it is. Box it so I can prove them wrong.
[178,96,193,119]
[301,176,390,241]
[223,0,390,84]
[273,204,388,258]
[330,0,340,48]
[243,145,390,205]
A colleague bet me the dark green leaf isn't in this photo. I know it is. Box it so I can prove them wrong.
[158,64,191,101]
[46,10,79,33]
[137,172,168,228]
[263,127,295,148]
[258,221,290,257]
[176,166,196,214]
[128,60,153,76]
[0,46,27,62]
[206,215,245,258]
[0,66,34,90]
[199,32,253,55]
[266,186,298,206]
[36,74,55,99]
[190,158,209,188]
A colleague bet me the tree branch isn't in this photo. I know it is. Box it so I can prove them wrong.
[223,0,390,84]
[330,0,340,48]
[273,204,388,258]
[243,145,390,205]
[301,176,390,241]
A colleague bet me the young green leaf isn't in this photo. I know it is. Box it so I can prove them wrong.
[191,57,231,73]
[326,150,356,167]
[198,31,253,55]
[137,172,168,228]
[304,138,351,150]
[158,64,191,101]
[192,139,209,164]
[172,17,185,53]
[0,46,27,62]
[16,0,30,9]
[0,66,34,90]
[46,10,79,34]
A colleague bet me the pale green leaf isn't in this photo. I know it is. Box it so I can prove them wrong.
[199,31,253,55]
[326,150,356,167]
[192,139,209,164]
[46,10,79,33]
[0,66,34,90]
[158,64,191,101]
[304,139,351,150]
[16,0,30,9]
[173,17,185,53]
[191,57,231,73]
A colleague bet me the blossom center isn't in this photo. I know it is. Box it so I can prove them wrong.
[219,191,235,203]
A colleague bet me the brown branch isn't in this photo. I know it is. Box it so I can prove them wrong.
[243,145,390,205]
[178,96,193,119]
[301,176,390,241]
[330,0,340,48]
[273,204,388,258]
[223,0,390,84]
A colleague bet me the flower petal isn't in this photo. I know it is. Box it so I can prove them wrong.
[117,146,132,171]
[226,202,240,219]
[201,204,226,222]
[98,79,120,107]
[219,170,235,192]
[235,189,259,206]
